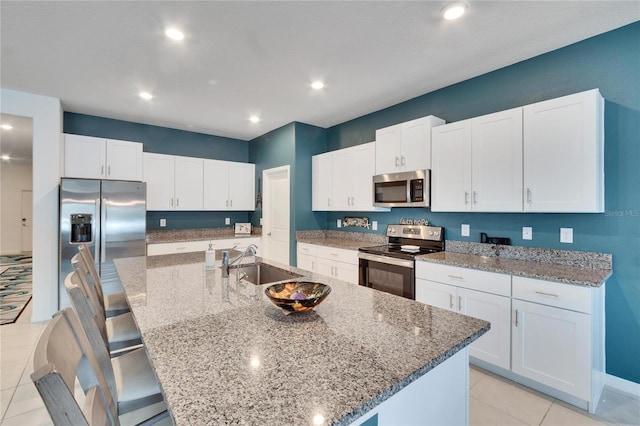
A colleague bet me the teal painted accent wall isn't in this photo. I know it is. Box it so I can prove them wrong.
[63,112,252,230]
[324,22,640,384]
[248,122,327,265]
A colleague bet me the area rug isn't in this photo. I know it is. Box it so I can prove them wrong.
[0,257,32,325]
[0,254,33,266]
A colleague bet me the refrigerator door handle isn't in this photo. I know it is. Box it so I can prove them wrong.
[101,197,107,264]
[94,198,101,263]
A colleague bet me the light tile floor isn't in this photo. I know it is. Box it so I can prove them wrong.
[1,301,639,425]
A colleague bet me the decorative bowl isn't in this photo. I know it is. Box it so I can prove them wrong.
[264,282,331,312]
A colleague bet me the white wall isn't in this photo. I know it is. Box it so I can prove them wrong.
[0,161,33,254]
[0,88,62,322]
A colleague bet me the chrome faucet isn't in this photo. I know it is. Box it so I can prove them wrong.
[221,244,258,278]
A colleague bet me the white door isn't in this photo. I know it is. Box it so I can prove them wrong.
[431,120,472,212]
[263,166,290,265]
[105,139,143,181]
[21,190,33,253]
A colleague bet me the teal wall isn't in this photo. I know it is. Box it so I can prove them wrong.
[63,112,252,230]
[322,22,640,384]
[248,122,327,265]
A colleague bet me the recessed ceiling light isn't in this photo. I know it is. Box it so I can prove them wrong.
[249,116,261,124]
[165,28,184,41]
[139,91,153,100]
[311,81,325,90]
[442,2,468,20]
[1,124,13,130]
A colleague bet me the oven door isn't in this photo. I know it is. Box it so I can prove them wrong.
[358,252,415,299]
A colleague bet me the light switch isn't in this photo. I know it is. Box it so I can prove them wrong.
[160,218,166,227]
[225,218,230,225]
[461,224,470,237]
[560,228,573,243]
[372,221,378,231]
[260,217,263,225]
[337,219,342,228]
[522,227,532,240]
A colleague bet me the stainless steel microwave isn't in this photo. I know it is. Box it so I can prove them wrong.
[372,169,430,208]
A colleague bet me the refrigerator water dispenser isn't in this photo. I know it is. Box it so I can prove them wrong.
[70,213,93,243]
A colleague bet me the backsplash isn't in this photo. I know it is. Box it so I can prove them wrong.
[296,230,386,245]
[446,240,612,270]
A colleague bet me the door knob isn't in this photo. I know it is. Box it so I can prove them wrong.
[267,232,272,236]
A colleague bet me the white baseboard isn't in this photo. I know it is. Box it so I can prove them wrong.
[606,374,640,398]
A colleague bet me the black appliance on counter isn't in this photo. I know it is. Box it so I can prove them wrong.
[359,224,444,299]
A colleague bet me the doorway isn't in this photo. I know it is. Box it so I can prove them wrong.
[262,165,290,265]
[21,190,33,252]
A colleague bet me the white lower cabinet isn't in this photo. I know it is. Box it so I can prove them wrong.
[147,237,261,256]
[296,242,358,284]
[416,261,605,413]
[415,263,511,370]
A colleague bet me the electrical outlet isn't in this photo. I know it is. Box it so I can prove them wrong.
[337,219,342,228]
[225,218,230,225]
[160,218,166,227]
[372,221,378,231]
[522,227,532,240]
[461,224,470,237]
[560,228,573,243]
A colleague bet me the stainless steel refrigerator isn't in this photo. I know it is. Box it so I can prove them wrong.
[59,178,146,308]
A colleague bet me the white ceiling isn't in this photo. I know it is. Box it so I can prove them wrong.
[1,1,638,141]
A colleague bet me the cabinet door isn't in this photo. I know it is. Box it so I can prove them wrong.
[471,108,523,212]
[332,149,352,210]
[64,134,106,179]
[174,156,203,210]
[106,139,143,181]
[334,261,358,284]
[203,159,230,210]
[459,288,511,370]
[228,162,255,210]
[431,120,472,212]
[375,124,401,174]
[296,252,316,272]
[523,89,604,212]
[351,143,377,211]
[401,117,431,172]
[415,279,456,311]
[312,153,333,211]
[143,153,175,210]
[512,299,590,399]
[316,258,334,279]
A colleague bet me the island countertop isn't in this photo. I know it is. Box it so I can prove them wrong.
[114,253,489,425]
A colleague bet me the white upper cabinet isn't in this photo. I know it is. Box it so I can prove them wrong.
[431,120,472,211]
[203,159,255,211]
[471,108,523,212]
[375,115,445,175]
[144,153,203,211]
[432,89,604,213]
[523,89,604,212]
[313,143,388,212]
[64,134,143,181]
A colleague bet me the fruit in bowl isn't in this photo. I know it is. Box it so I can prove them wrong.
[265,282,331,312]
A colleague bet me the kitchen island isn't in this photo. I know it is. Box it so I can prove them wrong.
[114,252,489,425]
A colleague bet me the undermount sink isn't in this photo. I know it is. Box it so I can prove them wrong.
[228,262,304,285]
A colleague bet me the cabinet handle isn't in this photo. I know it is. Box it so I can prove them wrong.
[535,290,559,298]
[458,295,463,311]
[515,309,519,327]
[527,188,532,204]
[176,246,186,251]
[448,275,464,280]
[312,261,315,270]
[395,156,400,167]
[171,198,174,207]
[401,156,405,166]
[328,198,331,207]
[230,199,233,207]
[101,165,104,176]
[449,294,454,309]
[176,198,180,207]
[473,191,478,205]
[108,165,111,176]
[464,191,469,205]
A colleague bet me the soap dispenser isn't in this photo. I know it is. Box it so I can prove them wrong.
[205,241,215,270]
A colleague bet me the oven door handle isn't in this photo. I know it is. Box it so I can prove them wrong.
[358,252,414,268]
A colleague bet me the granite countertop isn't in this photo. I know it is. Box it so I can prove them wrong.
[296,230,387,251]
[114,253,489,425]
[297,237,376,251]
[147,227,262,244]
[418,251,611,288]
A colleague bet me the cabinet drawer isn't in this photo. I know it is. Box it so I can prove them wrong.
[513,276,592,313]
[297,242,318,256]
[147,241,208,256]
[315,245,358,265]
[416,262,511,297]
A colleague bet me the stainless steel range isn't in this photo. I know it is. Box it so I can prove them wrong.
[358,224,444,299]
